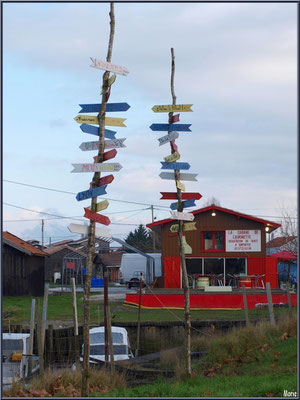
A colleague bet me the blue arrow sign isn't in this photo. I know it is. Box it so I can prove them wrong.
[79,103,131,113]
[80,124,116,139]
[170,199,196,210]
[150,123,191,132]
[161,161,190,170]
[76,185,107,201]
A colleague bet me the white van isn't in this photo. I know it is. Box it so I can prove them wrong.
[119,253,162,287]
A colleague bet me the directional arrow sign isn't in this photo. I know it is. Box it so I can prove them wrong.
[90,57,129,76]
[176,180,185,191]
[150,123,191,132]
[84,208,111,226]
[79,138,126,151]
[79,102,130,113]
[80,124,116,139]
[158,132,179,146]
[159,172,198,181]
[160,162,190,170]
[94,149,117,163]
[92,174,114,188]
[71,163,122,173]
[76,185,107,201]
[75,115,126,127]
[86,200,109,212]
[160,192,202,200]
[68,223,110,238]
[152,104,193,113]
[170,199,196,210]
[170,211,195,221]
[170,222,197,233]
[171,114,180,123]
[164,152,180,163]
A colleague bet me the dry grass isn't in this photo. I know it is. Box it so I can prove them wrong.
[3,367,127,397]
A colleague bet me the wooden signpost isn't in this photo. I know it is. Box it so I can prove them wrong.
[68,223,110,237]
[74,115,127,127]
[79,138,126,151]
[170,199,196,210]
[79,102,130,113]
[152,104,192,113]
[160,161,190,170]
[158,132,179,146]
[164,151,180,162]
[160,192,202,200]
[159,172,198,181]
[170,211,195,221]
[171,140,178,152]
[71,162,122,173]
[80,123,116,139]
[90,57,129,76]
[84,208,111,226]
[170,222,197,233]
[90,174,114,188]
[76,185,107,201]
[150,123,191,132]
[86,199,109,212]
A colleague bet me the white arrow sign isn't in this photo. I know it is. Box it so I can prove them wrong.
[71,163,122,173]
[90,57,129,76]
[170,211,195,221]
[68,223,110,238]
[158,132,179,146]
[79,138,126,151]
[159,172,198,181]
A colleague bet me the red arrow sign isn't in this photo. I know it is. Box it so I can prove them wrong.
[84,208,111,226]
[171,114,180,123]
[90,174,114,189]
[160,192,202,200]
[93,149,117,163]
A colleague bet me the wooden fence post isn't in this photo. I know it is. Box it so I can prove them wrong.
[71,277,80,367]
[135,272,143,356]
[36,298,44,378]
[286,285,292,313]
[41,282,49,354]
[28,299,36,377]
[107,306,115,379]
[48,324,53,366]
[266,282,275,325]
[242,284,249,326]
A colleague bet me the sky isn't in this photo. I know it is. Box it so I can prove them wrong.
[2,2,297,247]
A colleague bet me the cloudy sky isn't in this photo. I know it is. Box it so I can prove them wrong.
[3,2,297,246]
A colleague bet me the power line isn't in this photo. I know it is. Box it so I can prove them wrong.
[4,179,169,209]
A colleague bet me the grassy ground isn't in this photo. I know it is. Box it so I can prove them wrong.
[3,311,297,398]
[2,293,295,327]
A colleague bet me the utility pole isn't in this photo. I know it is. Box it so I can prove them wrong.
[41,219,44,249]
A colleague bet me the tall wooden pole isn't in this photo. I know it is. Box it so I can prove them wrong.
[135,272,143,357]
[169,48,191,377]
[28,299,36,377]
[81,4,115,397]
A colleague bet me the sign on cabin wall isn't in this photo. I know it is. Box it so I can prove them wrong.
[226,230,261,252]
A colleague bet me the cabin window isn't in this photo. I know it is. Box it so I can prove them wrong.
[186,258,203,275]
[202,231,225,251]
[225,258,246,275]
[203,258,224,275]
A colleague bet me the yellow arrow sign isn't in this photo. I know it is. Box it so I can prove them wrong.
[152,104,193,113]
[74,115,126,127]
[164,152,181,163]
[170,222,197,233]
[86,200,109,212]
[176,180,185,192]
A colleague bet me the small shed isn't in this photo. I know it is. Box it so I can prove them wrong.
[2,231,47,297]
[94,251,124,281]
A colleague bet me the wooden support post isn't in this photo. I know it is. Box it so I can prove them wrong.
[48,324,54,367]
[242,284,249,326]
[135,272,143,357]
[104,271,109,363]
[71,277,80,367]
[286,285,292,313]
[28,298,36,377]
[266,282,275,325]
[36,298,44,378]
[107,306,115,378]
[41,282,49,354]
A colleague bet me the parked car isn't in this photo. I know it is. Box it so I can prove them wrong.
[73,326,133,368]
[2,333,40,387]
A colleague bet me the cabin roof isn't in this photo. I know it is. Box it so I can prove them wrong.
[3,231,48,256]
